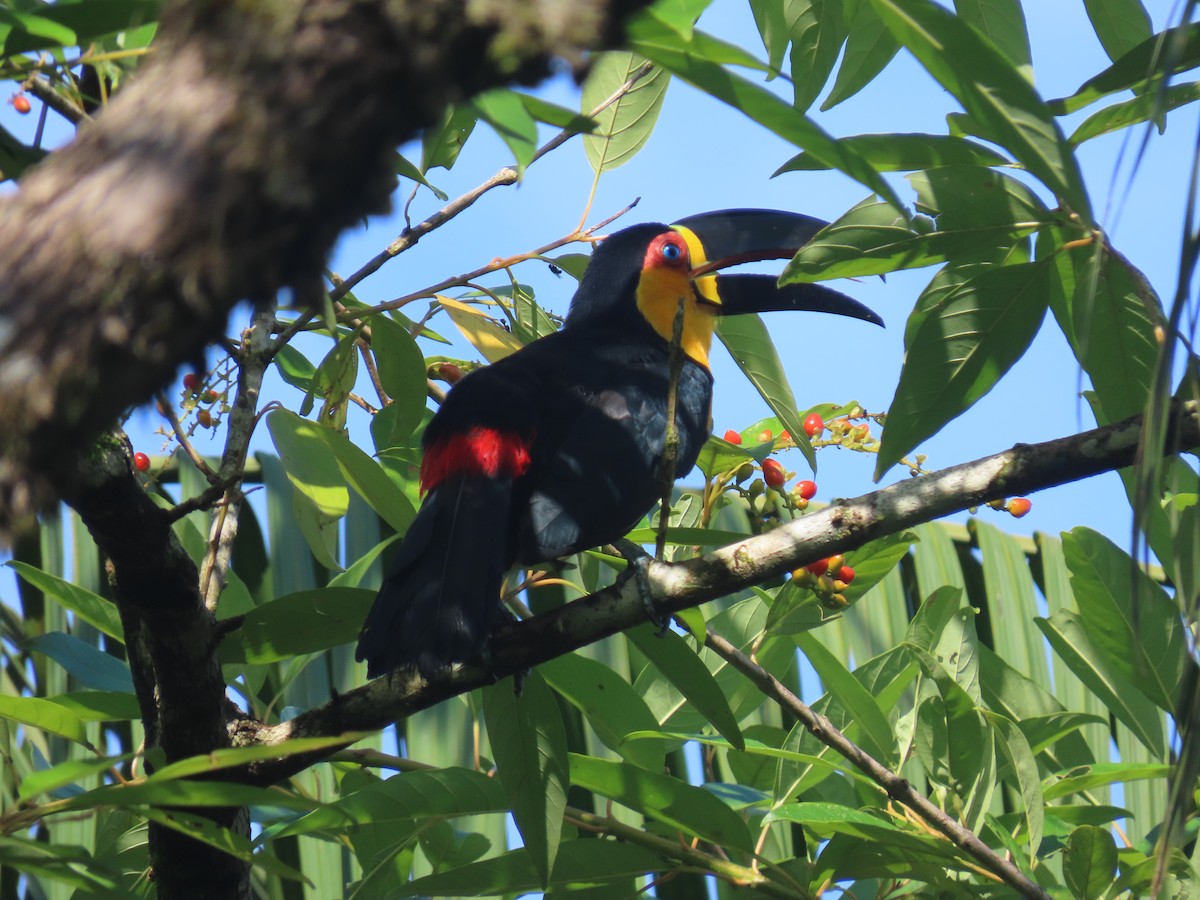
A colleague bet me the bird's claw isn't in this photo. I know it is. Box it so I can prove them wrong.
[614,540,669,634]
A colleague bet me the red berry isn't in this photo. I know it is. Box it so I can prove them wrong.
[803,413,824,437]
[796,479,817,500]
[1007,497,1032,518]
[805,558,829,577]
[723,429,742,445]
[761,458,785,488]
[758,429,773,444]
[200,389,218,404]
[183,373,202,393]
[837,565,855,584]
[133,452,150,473]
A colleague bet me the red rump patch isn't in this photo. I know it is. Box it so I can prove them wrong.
[420,427,533,493]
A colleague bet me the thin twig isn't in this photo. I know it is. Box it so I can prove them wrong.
[357,338,389,408]
[702,628,1050,900]
[23,75,88,125]
[155,391,218,484]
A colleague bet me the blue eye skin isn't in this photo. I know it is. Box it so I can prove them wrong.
[661,241,682,262]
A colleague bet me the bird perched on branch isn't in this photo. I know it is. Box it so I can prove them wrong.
[356,209,882,678]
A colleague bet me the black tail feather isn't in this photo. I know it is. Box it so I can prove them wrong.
[355,475,513,678]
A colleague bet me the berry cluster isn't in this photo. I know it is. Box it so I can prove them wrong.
[181,370,229,429]
[791,554,856,610]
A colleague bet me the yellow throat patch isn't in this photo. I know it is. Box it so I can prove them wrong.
[634,225,719,368]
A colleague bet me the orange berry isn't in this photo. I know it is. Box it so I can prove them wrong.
[723,429,742,445]
[1007,497,1032,518]
[826,554,844,571]
[779,430,792,442]
[12,94,30,114]
[197,409,213,428]
[758,429,773,444]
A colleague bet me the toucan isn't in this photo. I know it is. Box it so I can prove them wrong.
[356,209,882,678]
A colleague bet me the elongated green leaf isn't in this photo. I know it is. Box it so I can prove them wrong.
[1070,80,1200,144]
[953,0,1031,73]
[19,752,137,802]
[483,673,568,885]
[393,152,448,200]
[875,261,1049,478]
[149,734,364,783]
[1084,0,1153,62]
[472,88,538,173]
[987,712,1043,858]
[749,0,789,73]
[569,753,754,852]
[26,633,134,693]
[822,1,899,109]
[633,28,905,210]
[403,838,663,897]
[6,561,123,640]
[1043,761,1169,801]
[776,132,1008,174]
[582,52,669,173]
[0,694,91,747]
[422,104,477,172]
[795,632,895,765]
[266,409,349,518]
[870,0,1091,219]
[1063,825,1118,899]
[539,653,663,770]
[910,164,1048,228]
[1036,610,1166,757]
[769,802,964,862]
[272,767,507,840]
[1051,22,1200,114]
[0,0,158,52]
[715,314,814,470]
[788,0,846,112]
[625,624,744,750]
[841,531,919,602]
[64,779,319,813]
[518,93,596,133]
[975,520,1049,686]
[44,690,140,722]
[1062,527,1185,712]
[273,343,317,394]
[225,586,375,664]
[318,427,415,533]
[369,315,428,442]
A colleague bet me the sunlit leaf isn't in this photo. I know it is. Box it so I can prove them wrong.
[439,297,524,362]
[228,587,375,664]
[788,0,846,112]
[582,52,670,173]
[875,261,1049,478]
[6,561,123,640]
[1063,825,1118,899]
[1083,0,1153,63]
[1070,81,1200,144]
[953,0,1031,74]
[0,694,91,747]
[775,132,1008,174]
[266,409,349,518]
[472,88,538,173]
[822,1,899,109]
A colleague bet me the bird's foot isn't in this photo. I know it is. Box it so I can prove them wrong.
[613,539,669,635]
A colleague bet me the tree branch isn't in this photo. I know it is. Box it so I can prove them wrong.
[0,0,656,537]
[229,400,1200,784]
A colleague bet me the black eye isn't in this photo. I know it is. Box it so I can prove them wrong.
[661,242,682,262]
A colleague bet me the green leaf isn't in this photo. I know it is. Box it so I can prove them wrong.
[25,633,134,693]
[1051,23,1200,114]
[518,93,596,133]
[393,152,448,200]
[788,0,846,112]
[1043,761,1169,801]
[909,164,1048,228]
[775,132,1008,174]
[439,297,524,362]
[1062,527,1185,712]
[48,690,141,722]
[568,753,754,852]
[769,802,962,861]
[1082,0,1153,63]
[1063,825,1118,900]
[715,315,815,470]
[987,712,1044,858]
[6,561,123,640]
[422,104,477,172]
[370,315,428,444]
[312,332,359,429]
[1070,80,1200,144]
[273,767,506,840]
[318,427,416,534]
[795,632,895,766]
[403,839,663,897]
[483,674,569,886]
[472,88,539,173]
[870,0,1091,220]
[749,0,789,73]
[273,343,317,393]
[266,409,349,518]
[539,653,664,770]
[19,752,137,802]
[0,1,158,54]
[66,779,319,813]
[229,587,375,664]
[0,694,91,747]
[1036,610,1166,757]
[953,0,1031,73]
[582,52,670,173]
[875,261,1049,478]
[840,531,919,602]
[822,1,899,109]
[625,624,744,750]
[975,520,1049,686]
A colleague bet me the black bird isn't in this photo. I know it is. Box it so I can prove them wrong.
[356,209,882,677]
